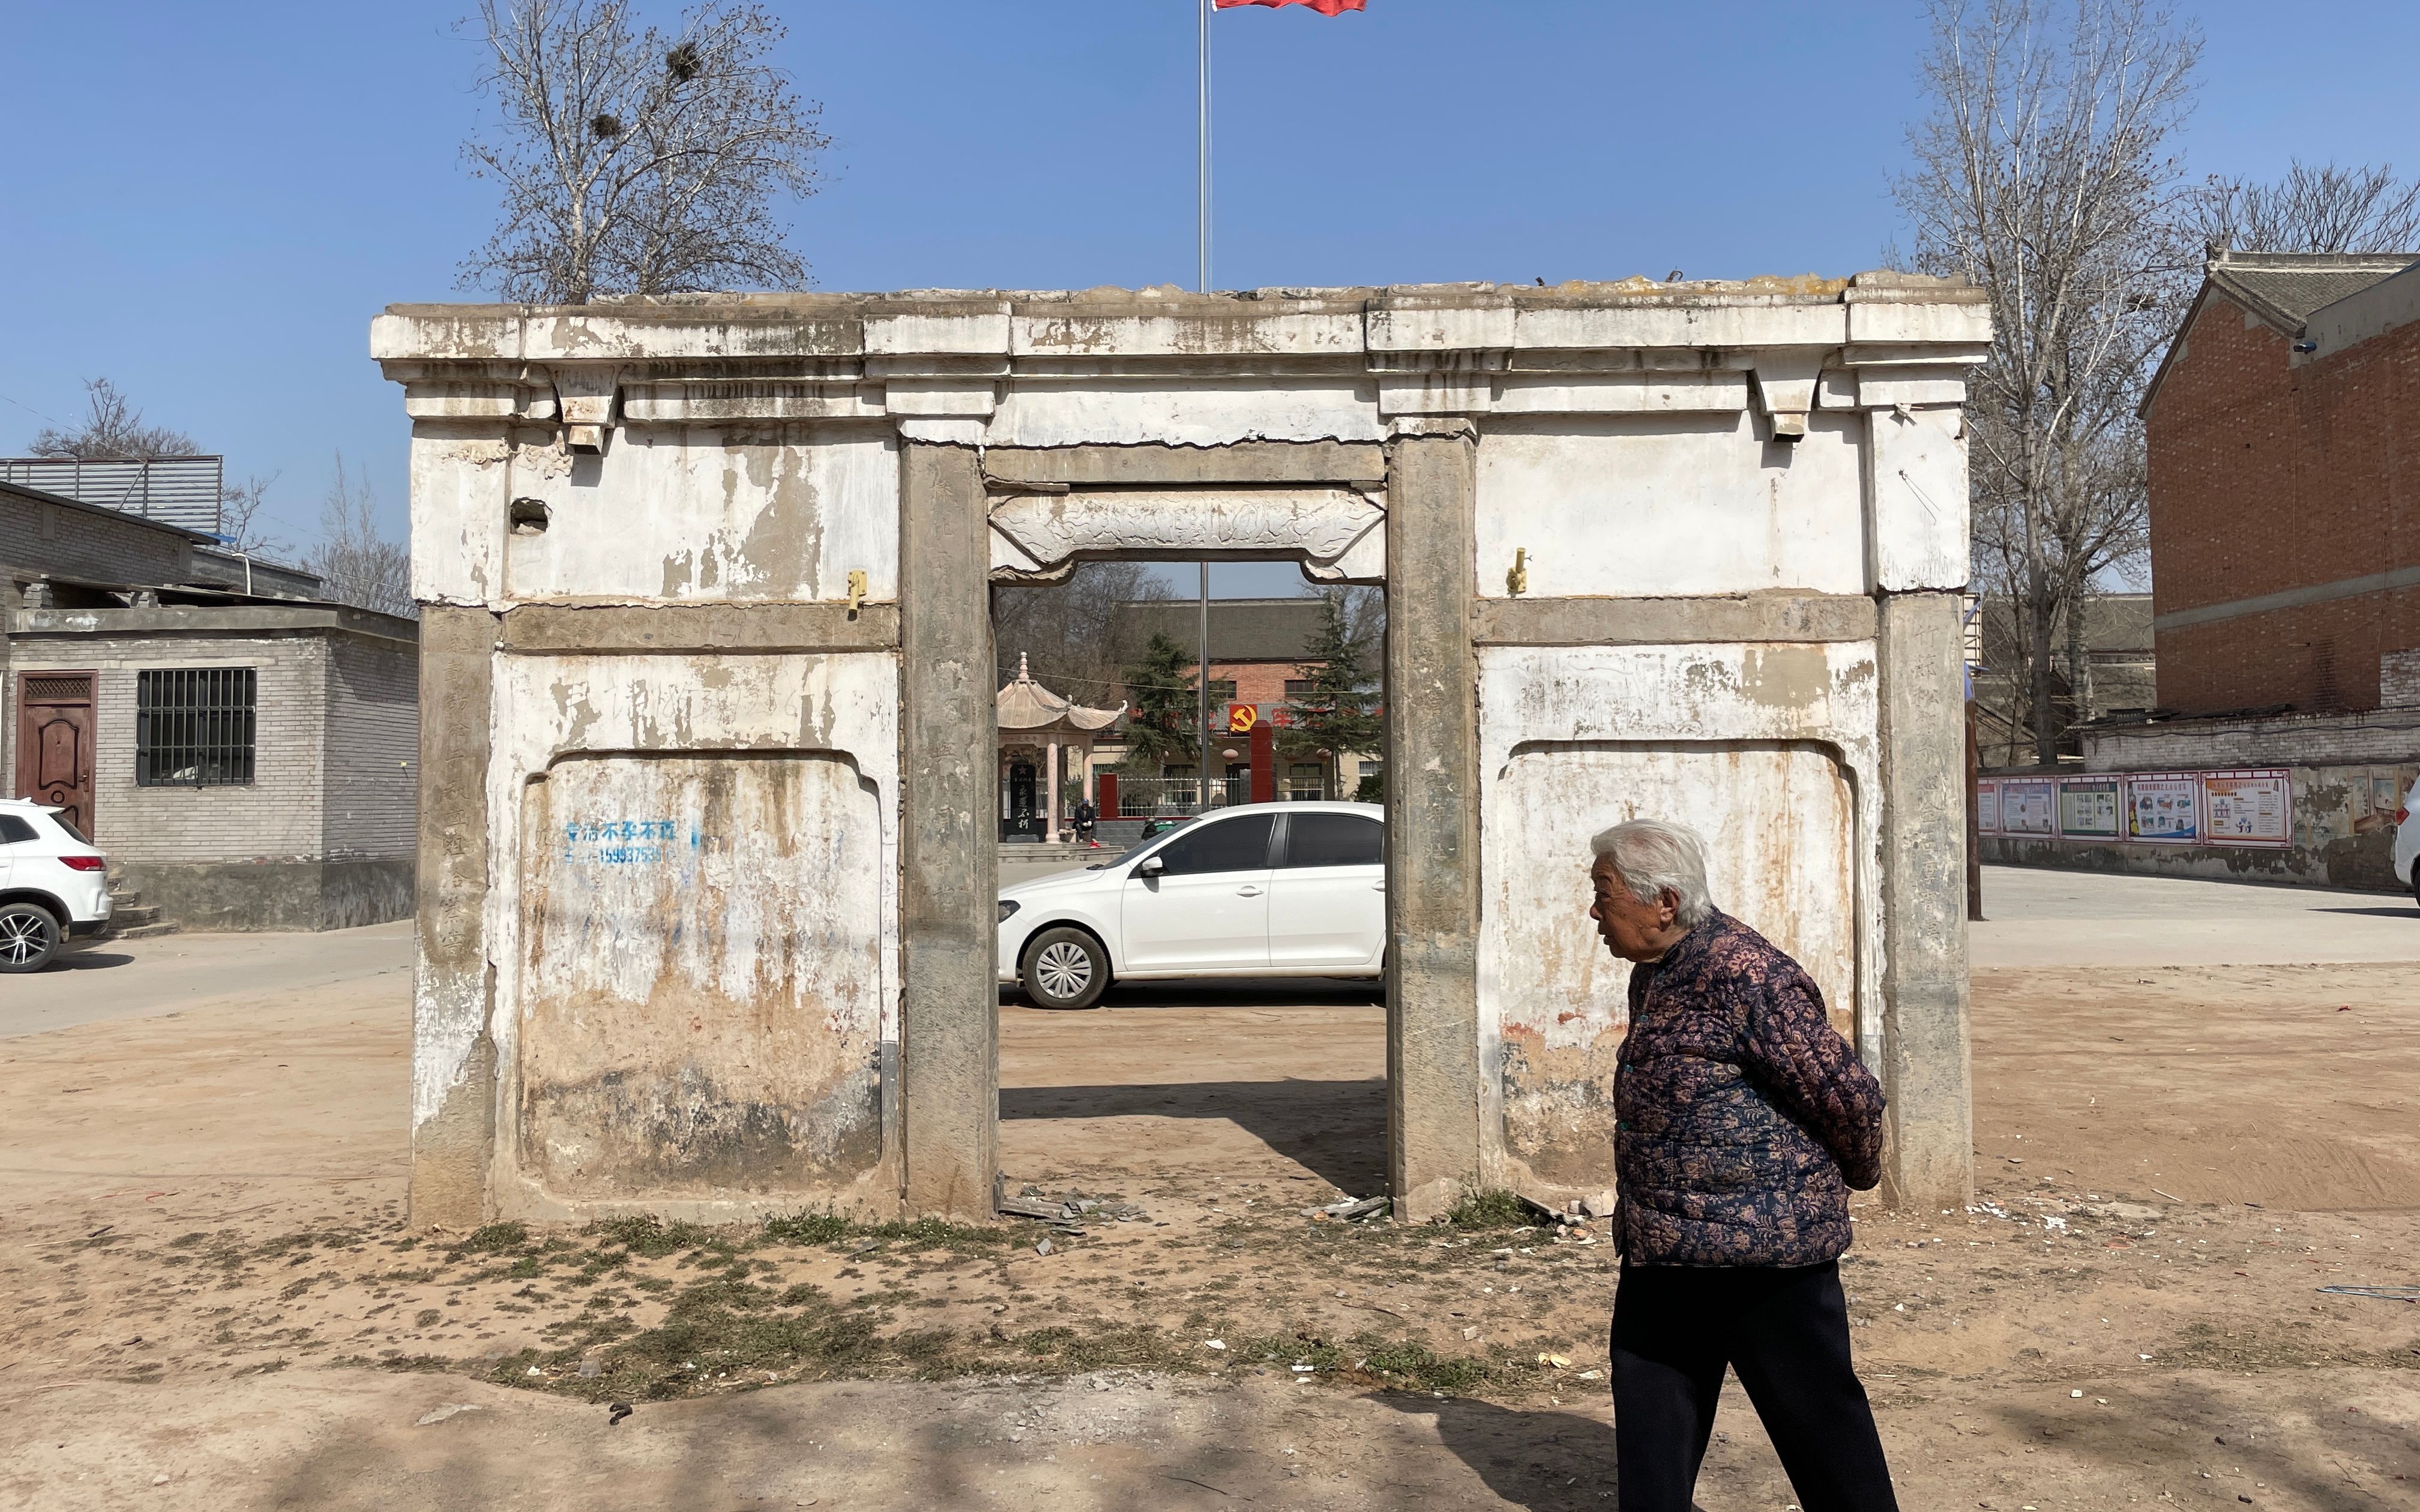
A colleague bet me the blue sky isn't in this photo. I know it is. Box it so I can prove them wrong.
[3,1,2416,590]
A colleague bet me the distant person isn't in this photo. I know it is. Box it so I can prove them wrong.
[1586,818,1897,1512]
[1072,797,1098,848]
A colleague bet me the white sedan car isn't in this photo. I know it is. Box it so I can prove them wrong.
[998,800,1385,1009]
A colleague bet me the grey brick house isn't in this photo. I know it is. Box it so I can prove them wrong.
[1,476,418,931]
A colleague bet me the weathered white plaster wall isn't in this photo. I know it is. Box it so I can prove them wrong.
[380,277,1986,1220]
[418,650,901,1217]
[987,376,1384,449]
[1474,642,1884,1197]
[1474,415,1869,599]
[518,751,886,1199]
[1865,404,1970,592]
[408,427,509,606]
[500,424,899,604]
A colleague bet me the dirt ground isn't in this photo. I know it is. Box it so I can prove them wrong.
[2,961,2418,1510]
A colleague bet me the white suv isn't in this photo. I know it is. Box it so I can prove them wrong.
[998,801,1385,1009]
[0,799,114,972]
[2396,778,2419,908]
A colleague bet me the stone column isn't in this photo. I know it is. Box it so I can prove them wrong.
[1384,431,1484,1220]
[411,604,501,1228]
[899,441,999,1218]
[1876,590,1975,1211]
[1046,739,1061,843]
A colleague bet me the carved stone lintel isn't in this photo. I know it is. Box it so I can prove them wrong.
[988,487,1385,583]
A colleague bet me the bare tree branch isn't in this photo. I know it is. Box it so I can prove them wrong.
[1897,0,2198,764]
[458,0,830,304]
[28,378,199,460]
[993,562,1175,707]
[310,454,415,619]
[2182,160,2420,254]
[216,472,289,558]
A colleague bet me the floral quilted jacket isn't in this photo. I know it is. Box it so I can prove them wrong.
[1612,910,1886,1267]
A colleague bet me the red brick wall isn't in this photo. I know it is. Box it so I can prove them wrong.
[1194,660,1302,709]
[2145,293,2420,713]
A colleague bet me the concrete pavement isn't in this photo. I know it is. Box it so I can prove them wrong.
[1,920,414,1039]
[1970,862,2419,968]
[8,864,2408,1043]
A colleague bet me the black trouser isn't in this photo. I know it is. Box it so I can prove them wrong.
[1609,1259,1897,1512]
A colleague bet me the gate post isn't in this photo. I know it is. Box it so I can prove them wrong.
[1384,430,1484,1220]
[900,440,1000,1218]
[1876,589,1975,1211]
[409,605,501,1229]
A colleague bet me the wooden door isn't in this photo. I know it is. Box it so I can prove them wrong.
[15,672,97,837]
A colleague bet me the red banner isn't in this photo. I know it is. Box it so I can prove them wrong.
[1214,0,1367,13]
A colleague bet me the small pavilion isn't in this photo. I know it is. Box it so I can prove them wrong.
[996,654,1125,842]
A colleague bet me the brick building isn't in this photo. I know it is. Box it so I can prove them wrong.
[2,478,419,931]
[1975,254,2420,892]
[2140,251,2420,714]
[1106,596,1380,806]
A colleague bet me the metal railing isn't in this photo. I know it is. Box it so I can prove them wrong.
[1110,775,1248,818]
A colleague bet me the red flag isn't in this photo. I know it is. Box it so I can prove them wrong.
[1214,0,1366,13]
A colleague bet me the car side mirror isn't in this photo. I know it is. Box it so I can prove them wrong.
[1137,856,1164,877]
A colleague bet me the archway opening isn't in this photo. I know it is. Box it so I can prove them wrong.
[989,557,1392,1217]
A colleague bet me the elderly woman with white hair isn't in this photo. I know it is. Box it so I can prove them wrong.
[1587,818,1897,1512]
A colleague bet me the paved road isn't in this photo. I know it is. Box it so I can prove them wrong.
[1971,863,2418,968]
[10,862,2406,1042]
[0,920,414,1039]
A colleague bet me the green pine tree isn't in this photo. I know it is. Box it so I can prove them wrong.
[1279,592,1383,781]
[1119,631,1199,773]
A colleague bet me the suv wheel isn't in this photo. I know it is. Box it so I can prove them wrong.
[0,902,61,973]
[1021,927,1110,1010]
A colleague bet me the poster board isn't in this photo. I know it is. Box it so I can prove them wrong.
[2203,770,2291,846]
[1976,779,2000,835]
[2121,773,2202,842]
[2057,776,2122,839]
[2000,779,2057,836]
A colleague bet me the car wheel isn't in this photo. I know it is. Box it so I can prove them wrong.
[1022,926,1109,1010]
[0,902,61,974]
[2411,860,2419,907]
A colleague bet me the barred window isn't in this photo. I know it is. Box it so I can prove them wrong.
[136,668,257,787]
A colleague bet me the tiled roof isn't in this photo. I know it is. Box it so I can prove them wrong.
[997,653,1124,733]
[2205,251,2418,332]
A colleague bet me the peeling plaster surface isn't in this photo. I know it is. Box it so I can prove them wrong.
[1476,643,1883,1193]
[379,280,1989,1214]
[501,425,898,604]
[519,753,884,1198]
[412,968,490,1134]
[483,652,901,1213]
[1474,415,1867,599]
[409,428,509,605]
[987,378,1385,448]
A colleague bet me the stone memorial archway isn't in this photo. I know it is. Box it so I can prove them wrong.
[379,277,1985,1227]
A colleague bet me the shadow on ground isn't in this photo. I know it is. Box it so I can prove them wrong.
[1002,978,1386,1011]
[1372,1392,1621,1510]
[46,952,133,972]
[1001,1076,1386,1196]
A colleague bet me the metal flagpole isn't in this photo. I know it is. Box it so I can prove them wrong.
[1197,0,1211,293]
[1198,1,1212,810]
[1198,563,1212,811]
